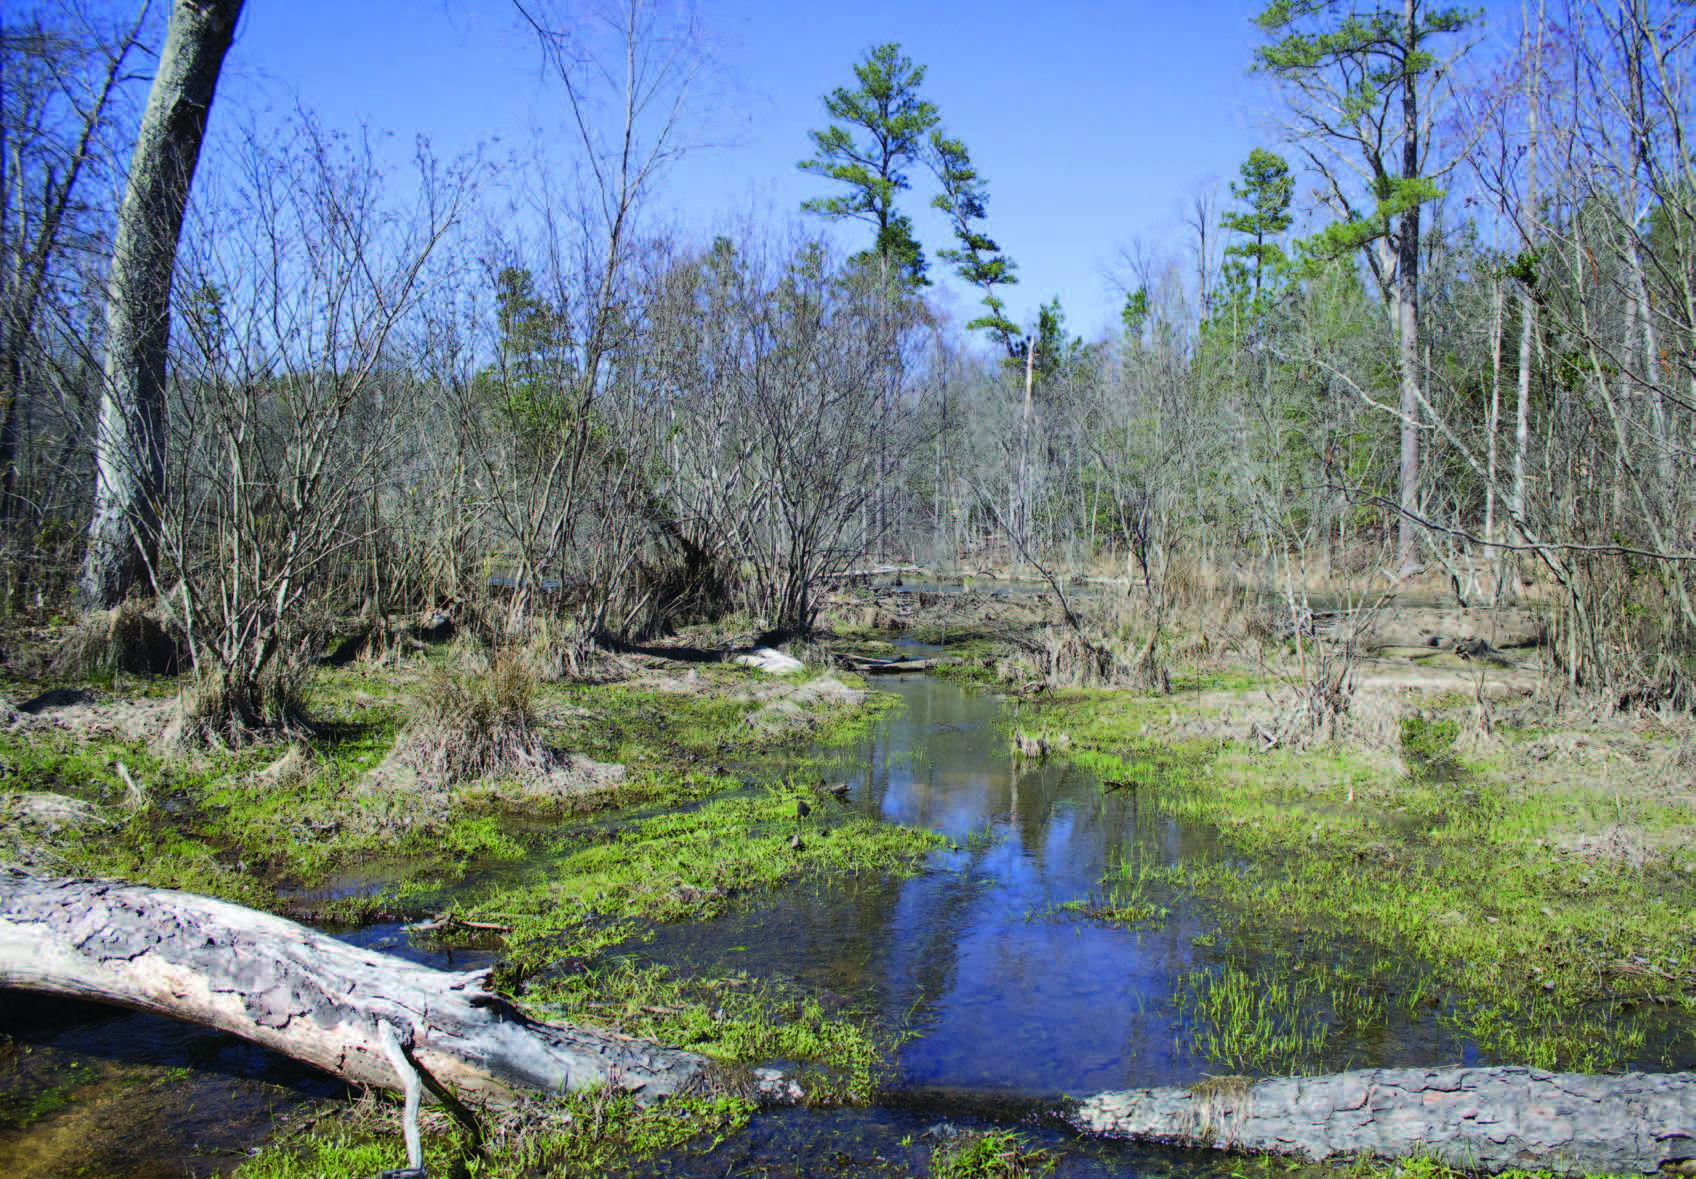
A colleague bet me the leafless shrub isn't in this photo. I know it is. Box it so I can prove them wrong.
[1036,627,1115,688]
[164,642,316,750]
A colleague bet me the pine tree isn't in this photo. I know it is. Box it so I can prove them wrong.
[799,43,940,287]
[931,133,1020,355]
[1221,147,1294,308]
[1254,0,1475,573]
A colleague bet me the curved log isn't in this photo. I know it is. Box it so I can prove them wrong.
[0,867,724,1106]
[1069,1066,1696,1175]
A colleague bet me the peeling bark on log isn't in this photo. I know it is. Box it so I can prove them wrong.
[0,868,719,1106]
[1069,1066,1696,1175]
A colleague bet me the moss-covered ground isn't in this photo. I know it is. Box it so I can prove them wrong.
[967,631,1696,1076]
[7,590,1693,1174]
[0,644,940,1173]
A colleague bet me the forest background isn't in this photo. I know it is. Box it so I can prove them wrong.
[2,0,1692,727]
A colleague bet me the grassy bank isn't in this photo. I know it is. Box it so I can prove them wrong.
[1,644,942,1173]
[1017,664,1696,1075]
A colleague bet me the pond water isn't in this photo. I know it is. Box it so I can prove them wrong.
[0,659,1591,1175]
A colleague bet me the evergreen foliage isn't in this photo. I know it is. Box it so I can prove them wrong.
[798,42,941,287]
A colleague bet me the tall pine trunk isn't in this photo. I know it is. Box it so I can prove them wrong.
[1395,0,1422,575]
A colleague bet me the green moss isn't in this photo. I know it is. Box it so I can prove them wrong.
[1400,713,1463,781]
[235,1089,754,1178]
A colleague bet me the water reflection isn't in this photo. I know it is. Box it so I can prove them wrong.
[0,665,1474,1175]
[0,993,343,1178]
[639,671,1461,1098]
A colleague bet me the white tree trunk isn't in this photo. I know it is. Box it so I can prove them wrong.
[0,868,726,1106]
[80,0,242,609]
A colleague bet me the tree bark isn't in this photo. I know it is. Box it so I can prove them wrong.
[0,867,727,1106]
[1070,1066,1696,1176]
[80,0,242,609]
[1395,0,1422,576]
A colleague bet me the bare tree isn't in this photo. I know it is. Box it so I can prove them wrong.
[162,115,479,740]
[0,4,147,519]
[80,0,242,609]
[461,0,720,658]
[0,4,152,609]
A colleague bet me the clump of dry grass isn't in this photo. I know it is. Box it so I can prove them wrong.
[53,605,183,677]
[164,648,316,750]
[399,646,553,782]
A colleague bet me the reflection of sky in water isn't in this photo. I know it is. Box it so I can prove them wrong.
[862,680,1214,1093]
[640,670,1494,1098]
[643,672,1239,1095]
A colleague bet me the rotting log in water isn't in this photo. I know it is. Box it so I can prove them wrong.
[1069,1066,1696,1175]
[0,867,795,1108]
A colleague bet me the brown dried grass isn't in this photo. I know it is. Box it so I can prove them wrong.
[53,606,183,677]
[164,647,316,750]
[399,646,553,782]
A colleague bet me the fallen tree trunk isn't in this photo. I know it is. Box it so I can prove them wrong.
[836,656,953,675]
[0,867,751,1107]
[1069,1066,1696,1175]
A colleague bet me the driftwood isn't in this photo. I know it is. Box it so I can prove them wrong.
[836,656,951,675]
[0,867,739,1107]
[728,646,805,675]
[1069,1066,1696,1175]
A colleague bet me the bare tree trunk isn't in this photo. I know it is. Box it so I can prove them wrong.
[1016,336,1035,550]
[1395,0,1422,576]
[79,0,241,609]
[1621,0,1672,493]
[1485,278,1503,593]
[1511,1,1540,535]
[1513,289,1533,525]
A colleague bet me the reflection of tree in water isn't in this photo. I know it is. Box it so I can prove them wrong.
[647,672,1284,1091]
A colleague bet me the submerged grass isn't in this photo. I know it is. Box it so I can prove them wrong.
[929,1127,1057,1179]
[1028,679,1696,1074]
[430,778,945,1100]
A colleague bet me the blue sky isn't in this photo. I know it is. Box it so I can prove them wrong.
[221,1,1520,341]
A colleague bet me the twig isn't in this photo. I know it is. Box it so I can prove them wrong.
[375,1020,425,1178]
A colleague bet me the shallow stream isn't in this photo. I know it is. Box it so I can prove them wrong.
[0,661,1587,1174]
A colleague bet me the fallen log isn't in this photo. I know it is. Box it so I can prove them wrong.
[837,656,951,675]
[1069,1066,1696,1175]
[0,867,746,1107]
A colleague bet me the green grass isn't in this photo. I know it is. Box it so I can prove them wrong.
[1024,680,1696,1073]
[6,651,944,1168]
[234,1088,755,1178]
[929,1128,1056,1179]
[427,778,943,1100]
